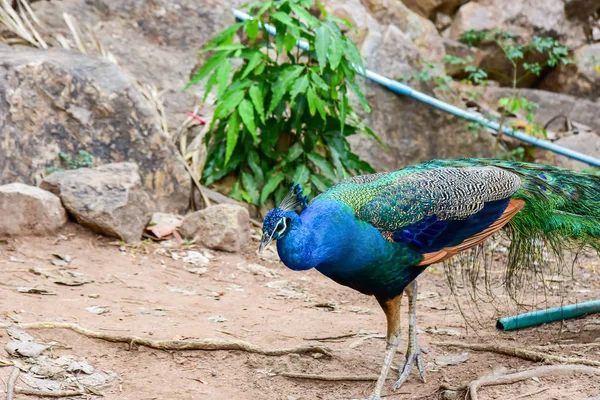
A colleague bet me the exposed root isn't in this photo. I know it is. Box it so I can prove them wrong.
[1,322,331,357]
[6,367,19,400]
[433,341,600,367]
[14,388,86,398]
[280,372,379,381]
[468,365,600,400]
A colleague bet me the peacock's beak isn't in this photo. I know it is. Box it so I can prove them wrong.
[259,233,273,253]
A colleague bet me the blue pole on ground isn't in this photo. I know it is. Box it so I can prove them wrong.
[496,300,600,331]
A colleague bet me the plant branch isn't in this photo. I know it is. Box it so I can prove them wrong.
[1,322,331,357]
[468,365,600,400]
[433,341,600,367]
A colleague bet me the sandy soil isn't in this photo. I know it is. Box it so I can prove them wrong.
[2,223,600,400]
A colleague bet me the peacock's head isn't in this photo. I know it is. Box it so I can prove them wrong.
[259,183,308,253]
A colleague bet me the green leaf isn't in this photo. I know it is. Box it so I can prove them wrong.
[239,99,257,141]
[248,151,264,183]
[203,68,219,102]
[249,85,266,123]
[347,79,370,112]
[214,90,245,120]
[339,86,347,134]
[268,65,304,114]
[289,3,319,28]
[292,164,310,186]
[289,74,309,100]
[310,174,329,192]
[186,52,226,89]
[284,33,297,52]
[260,172,286,204]
[315,24,331,72]
[241,171,260,205]
[310,70,329,92]
[327,24,344,70]
[306,86,317,116]
[308,153,337,182]
[225,110,240,165]
[343,38,365,74]
[284,142,303,163]
[246,19,259,41]
[204,22,244,50]
[217,59,232,98]
[241,52,263,79]
[208,43,246,52]
[271,11,296,28]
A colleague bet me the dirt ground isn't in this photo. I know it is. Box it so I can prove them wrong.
[2,223,600,400]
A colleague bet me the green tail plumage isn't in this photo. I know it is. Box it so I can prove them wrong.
[429,158,600,291]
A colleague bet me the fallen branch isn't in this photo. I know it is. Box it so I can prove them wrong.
[433,341,600,367]
[2,322,331,357]
[280,372,379,381]
[6,367,19,400]
[468,365,600,400]
[14,388,85,398]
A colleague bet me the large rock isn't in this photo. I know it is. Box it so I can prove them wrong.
[482,87,600,170]
[0,183,67,236]
[400,0,464,19]
[553,131,600,171]
[539,43,600,101]
[325,0,494,171]
[180,204,250,253]
[30,0,244,127]
[358,0,446,63]
[41,163,151,243]
[0,46,190,213]
[445,0,587,86]
[482,87,600,131]
[446,0,587,50]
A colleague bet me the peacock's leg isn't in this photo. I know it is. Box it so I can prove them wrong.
[393,280,426,390]
[369,294,403,400]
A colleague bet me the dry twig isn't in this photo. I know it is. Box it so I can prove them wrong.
[14,388,86,398]
[6,367,19,400]
[468,365,600,400]
[280,372,379,381]
[1,322,331,357]
[433,341,600,367]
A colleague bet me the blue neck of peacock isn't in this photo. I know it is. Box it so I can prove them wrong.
[276,200,391,273]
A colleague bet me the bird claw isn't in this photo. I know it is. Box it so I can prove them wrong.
[393,346,426,390]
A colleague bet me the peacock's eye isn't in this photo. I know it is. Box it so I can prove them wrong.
[277,223,286,232]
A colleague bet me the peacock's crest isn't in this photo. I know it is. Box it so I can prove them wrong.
[278,182,308,212]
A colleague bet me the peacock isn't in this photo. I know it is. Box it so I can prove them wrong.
[259,158,600,400]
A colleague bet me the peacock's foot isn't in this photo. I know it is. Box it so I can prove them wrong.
[393,346,426,390]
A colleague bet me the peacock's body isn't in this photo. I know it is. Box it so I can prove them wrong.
[259,158,600,400]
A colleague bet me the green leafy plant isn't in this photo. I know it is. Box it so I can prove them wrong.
[46,150,94,174]
[458,29,572,157]
[187,0,379,207]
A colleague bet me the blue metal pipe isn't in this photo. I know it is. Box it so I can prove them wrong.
[232,8,600,168]
[497,300,600,331]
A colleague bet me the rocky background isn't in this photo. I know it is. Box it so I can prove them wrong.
[1,0,600,242]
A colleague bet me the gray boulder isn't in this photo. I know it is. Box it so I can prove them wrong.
[539,43,600,101]
[41,163,152,243]
[0,183,67,236]
[0,46,190,213]
[181,204,250,253]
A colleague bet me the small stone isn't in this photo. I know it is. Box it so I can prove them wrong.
[88,294,100,298]
[0,183,67,236]
[207,315,227,323]
[442,389,459,400]
[41,163,152,243]
[180,204,250,252]
[435,352,470,366]
[211,370,217,377]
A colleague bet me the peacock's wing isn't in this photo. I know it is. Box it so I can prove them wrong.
[353,166,523,263]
